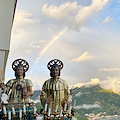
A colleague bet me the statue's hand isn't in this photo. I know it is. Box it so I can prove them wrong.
[24,91,29,99]
[24,91,33,99]
[45,98,52,104]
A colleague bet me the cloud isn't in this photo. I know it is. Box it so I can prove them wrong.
[70,83,84,88]
[75,91,90,97]
[10,10,41,50]
[13,10,40,29]
[72,51,94,62]
[90,78,100,85]
[42,0,110,30]
[99,68,120,72]
[17,40,44,50]
[103,16,112,23]
[32,82,42,91]
[75,92,83,97]
[74,103,100,109]
[71,77,120,93]
[27,40,45,49]
[100,77,120,92]
[84,78,100,87]
[70,78,100,88]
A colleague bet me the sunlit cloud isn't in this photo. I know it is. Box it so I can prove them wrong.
[90,78,100,85]
[99,68,120,72]
[84,78,100,87]
[103,16,112,23]
[70,77,120,93]
[70,83,84,89]
[13,10,40,29]
[72,51,94,62]
[42,0,110,30]
[100,77,120,93]
[70,78,100,88]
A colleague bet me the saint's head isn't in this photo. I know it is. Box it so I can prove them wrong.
[12,59,29,78]
[47,59,63,78]
[15,65,25,78]
[50,65,60,78]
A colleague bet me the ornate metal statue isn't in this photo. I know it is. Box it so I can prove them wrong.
[0,59,33,103]
[0,59,38,120]
[40,59,73,119]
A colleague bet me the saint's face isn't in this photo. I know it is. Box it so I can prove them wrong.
[52,66,59,78]
[16,66,24,77]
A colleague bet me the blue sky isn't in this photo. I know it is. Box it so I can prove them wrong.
[5,0,120,91]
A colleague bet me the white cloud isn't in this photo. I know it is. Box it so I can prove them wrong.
[70,78,100,88]
[100,77,120,92]
[103,16,112,23]
[75,92,90,97]
[10,10,41,50]
[84,78,100,87]
[8,10,44,59]
[72,51,94,62]
[32,82,42,91]
[74,103,100,109]
[27,40,45,49]
[75,92,83,97]
[42,0,110,30]
[90,78,100,85]
[70,83,84,89]
[13,10,40,29]
[71,77,120,93]
[99,68,120,72]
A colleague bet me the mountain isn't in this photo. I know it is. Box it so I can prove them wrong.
[30,85,120,119]
[30,90,41,100]
[72,85,120,119]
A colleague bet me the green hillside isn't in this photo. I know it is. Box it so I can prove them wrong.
[72,85,120,119]
[31,85,120,119]
[30,90,41,100]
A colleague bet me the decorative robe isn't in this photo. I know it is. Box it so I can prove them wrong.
[40,77,72,112]
[5,77,33,103]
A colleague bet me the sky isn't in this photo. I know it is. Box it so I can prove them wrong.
[5,0,120,91]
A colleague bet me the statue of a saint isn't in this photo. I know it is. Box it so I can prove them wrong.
[40,59,72,112]
[0,59,33,103]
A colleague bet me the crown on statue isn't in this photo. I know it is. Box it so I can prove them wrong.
[12,59,29,72]
[47,59,63,70]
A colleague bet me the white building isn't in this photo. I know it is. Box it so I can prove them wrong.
[0,0,17,82]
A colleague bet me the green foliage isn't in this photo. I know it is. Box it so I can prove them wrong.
[75,112,88,120]
[33,85,120,119]
[99,89,115,93]
[72,85,120,118]
[35,102,43,113]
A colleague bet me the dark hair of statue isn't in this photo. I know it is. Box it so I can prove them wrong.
[15,65,26,78]
[50,65,61,77]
